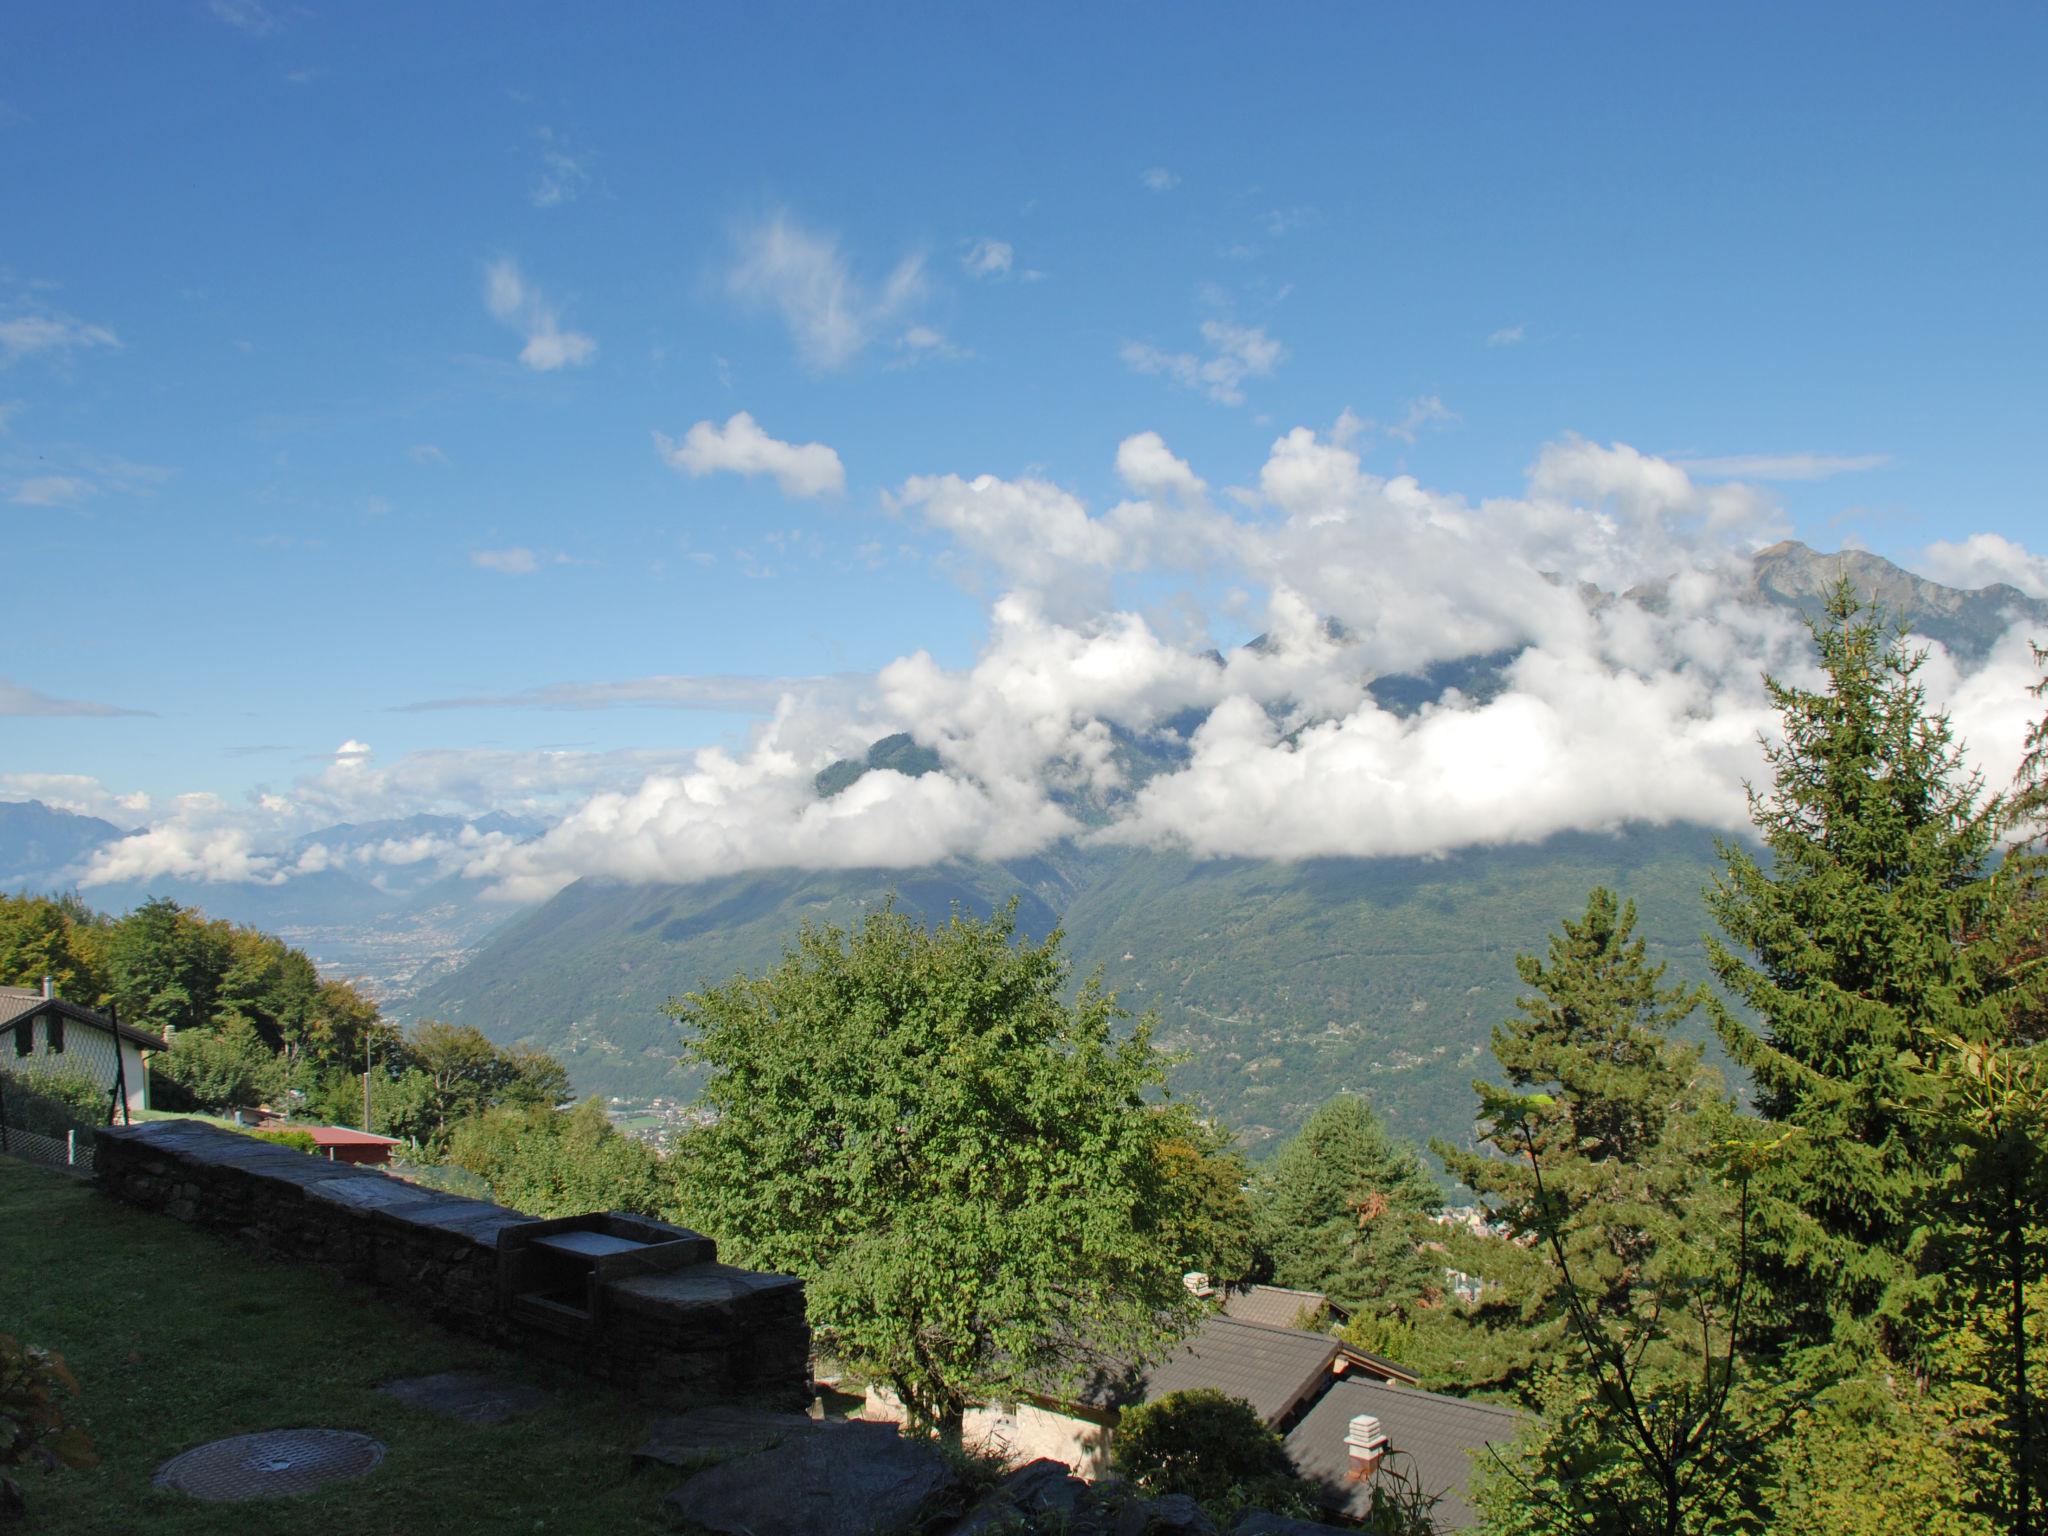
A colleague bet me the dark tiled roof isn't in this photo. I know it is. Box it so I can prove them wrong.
[1219,1284,1331,1330]
[0,987,170,1052]
[1081,1315,1340,1427]
[1336,1343,1420,1386]
[1283,1376,1526,1532]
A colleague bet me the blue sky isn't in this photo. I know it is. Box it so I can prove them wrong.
[5,3,2046,894]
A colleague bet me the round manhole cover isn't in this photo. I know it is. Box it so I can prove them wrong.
[154,1429,386,1501]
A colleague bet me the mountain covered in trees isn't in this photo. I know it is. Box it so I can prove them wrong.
[6,543,2042,1153]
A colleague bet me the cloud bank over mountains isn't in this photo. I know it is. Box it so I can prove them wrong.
[34,425,2048,903]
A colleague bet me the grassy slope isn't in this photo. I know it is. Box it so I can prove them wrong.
[0,1158,675,1536]
[410,826,1733,1157]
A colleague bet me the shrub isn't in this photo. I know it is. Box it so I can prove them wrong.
[0,1333,98,1521]
[244,1128,320,1155]
[0,1070,107,1139]
[1111,1388,1319,1518]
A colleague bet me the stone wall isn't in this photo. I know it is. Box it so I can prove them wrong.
[95,1119,809,1410]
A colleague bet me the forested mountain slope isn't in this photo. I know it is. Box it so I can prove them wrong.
[408,825,1728,1153]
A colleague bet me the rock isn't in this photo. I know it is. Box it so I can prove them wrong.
[376,1371,548,1426]
[946,1457,1091,1534]
[637,1404,823,1469]
[1228,1513,1354,1536]
[1002,1459,1088,1518]
[1115,1493,1217,1536]
[664,1420,958,1536]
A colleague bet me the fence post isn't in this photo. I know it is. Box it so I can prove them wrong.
[68,1128,76,1166]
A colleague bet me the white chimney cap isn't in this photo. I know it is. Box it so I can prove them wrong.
[1182,1271,1214,1297]
[1345,1414,1388,1455]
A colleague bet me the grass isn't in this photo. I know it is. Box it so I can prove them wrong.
[0,1156,683,1535]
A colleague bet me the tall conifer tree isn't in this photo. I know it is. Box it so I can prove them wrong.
[1705,582,2007,1356]
[1437,888,1712,1363]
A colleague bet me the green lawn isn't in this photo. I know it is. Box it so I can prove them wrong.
[1,1156,682,1535]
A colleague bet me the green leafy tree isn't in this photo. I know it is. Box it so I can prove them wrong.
[154,1017,287,1113]
[0,896,108,1004]
[447,1099,671,1217]
[667,901,1197,1434]
[1704,584,2012,1358]
[105,897,228,1036]
[1152,1105,1261,1289]
[1253,1094,1440,1319]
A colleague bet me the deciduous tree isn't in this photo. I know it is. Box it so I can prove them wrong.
[667,901,1196,1434]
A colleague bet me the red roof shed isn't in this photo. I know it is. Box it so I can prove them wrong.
[301,1126,402,1165]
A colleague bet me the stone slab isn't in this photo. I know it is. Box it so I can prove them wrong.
[377,1371,549,1425]
[663,1421,957,1536]
[307,1176,443,1212]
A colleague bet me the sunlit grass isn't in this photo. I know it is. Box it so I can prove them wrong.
[1,1156,679,1535]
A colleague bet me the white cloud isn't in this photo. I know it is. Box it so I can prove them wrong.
[483,258,596,371]
[1384,395,1458,445]
[1122,320,1284,406]
[0,775,152,826]
[727,210,926,372]
[0,311,120,366]
[8,474,95,507]
[49,422,2040,903]
[654,411,845,499]
[208,0,279,34]
[0,679,150,717]
[529,127,590,208]
[1115,431,1206,501]
[1486,323,1527,347]
[893,325,969,365]
[1676,452,1890,482]
[470,546,558,575]
[1141,167,1180,192]
[962,238,1014,278]
[1916,532,2048,599]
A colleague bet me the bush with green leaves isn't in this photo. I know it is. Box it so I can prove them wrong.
[1110,1388,1319,1520]
[0,1333,97,1522]
[0,1070,107,1139]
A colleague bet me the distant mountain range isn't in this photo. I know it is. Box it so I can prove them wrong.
[9,543,2043,1153]
[0,803,541,999]
[406,544,2045,1152]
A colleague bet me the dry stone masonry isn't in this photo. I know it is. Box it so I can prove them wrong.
[94,1119,809,1410]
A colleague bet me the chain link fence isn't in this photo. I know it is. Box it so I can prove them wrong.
[1,1003,133,1173]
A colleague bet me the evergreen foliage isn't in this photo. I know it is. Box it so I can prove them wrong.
[1434,889,1714,1381]
[1253,1094,1440,1318]
[1704,582,2010,1356]
[666,900,1198,1431]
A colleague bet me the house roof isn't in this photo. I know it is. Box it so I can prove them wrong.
[1219,1283,1333,1330]
[0,987,170,1053]
[298,1126,401,1147]
[1283,1376,1526,1531]
[1079,1315,1341,1427]
[1335,1342,1420,1387]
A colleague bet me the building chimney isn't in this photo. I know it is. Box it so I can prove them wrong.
[41,974,53,1000]
[1182,1271,1214,1298]
[1344,1414,1388,1482]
